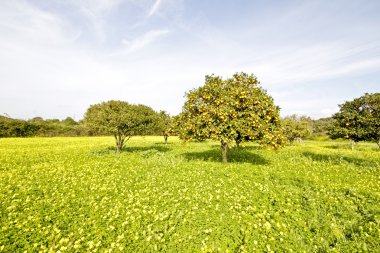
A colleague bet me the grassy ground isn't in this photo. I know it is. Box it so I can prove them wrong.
[0,136,379,252]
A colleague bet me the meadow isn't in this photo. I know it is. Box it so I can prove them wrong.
[0,136,379,252]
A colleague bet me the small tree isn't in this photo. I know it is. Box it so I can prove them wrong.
[62,117,77,125]
[282,114,312,143]
[329,93,380,148]
[84,100,158,152]
[156,111,172,144]
[312,117,334,137]
[176,72,284,162]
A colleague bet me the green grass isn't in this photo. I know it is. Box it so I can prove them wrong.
[0,136,379,252]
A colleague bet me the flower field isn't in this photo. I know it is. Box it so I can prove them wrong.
[0,136,379,252]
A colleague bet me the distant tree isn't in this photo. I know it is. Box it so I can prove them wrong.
[62,117,77,125]
[282,114,312,143]
[0,116,39,137]
[30,117,44,122]
[312,117,334,136]
[176,72,284,163]
[0,116,16,137]
[0,115,89,137]
[84,100,158,152]
[156,111,173,144]
[329,93,380,149]
[45,119,60,124]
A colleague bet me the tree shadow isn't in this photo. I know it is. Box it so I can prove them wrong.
[90,145,171,156]
[123,145,171,153]
[183,148,269,165]
[302,151,379,168]
[210,144,262,151]
[154,142,174,145]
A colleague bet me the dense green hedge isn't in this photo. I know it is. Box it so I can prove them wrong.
[0,116,167,137]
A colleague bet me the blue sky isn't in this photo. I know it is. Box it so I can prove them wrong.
[1,0,379,120]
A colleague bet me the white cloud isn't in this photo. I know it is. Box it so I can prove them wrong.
[0,1,79,45]
[120,29,169,54]
[244,42,380,88]
[148,0,162,17]
[1,0,379,120]
[77,0,124,14]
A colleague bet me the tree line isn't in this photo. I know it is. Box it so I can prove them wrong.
[1,72,379,161]
[0,110,171,139]
[0,110,331,140]
[0,116,87,137]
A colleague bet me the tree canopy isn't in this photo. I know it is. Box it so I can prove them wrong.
[175,72,284,162]
[282,114,312,143]
[84,100,159,152]
[329,93,380,148]
[0,116,38,137]
[312,117,334,137]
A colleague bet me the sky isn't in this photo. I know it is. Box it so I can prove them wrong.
[0,0,379,120]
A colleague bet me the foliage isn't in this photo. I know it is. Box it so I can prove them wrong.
[282,114,312,143]
[30,118,89,137]
[176,72,284,162]
[84,100,159,152]
[0,116,91,137]
[62,117,77,126]
[312,117,334,137]
[156,111,173,144]
[0,116,39,137]
[329,93,380,147]
[0,137,379,252]
[0,108,167,139]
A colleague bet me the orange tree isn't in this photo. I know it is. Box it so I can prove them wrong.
[329,93,380,148]
[282,115,312,143]
[156,111,173,144]
[175,72,285,162]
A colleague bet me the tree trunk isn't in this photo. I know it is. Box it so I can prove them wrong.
[115,135,119,152]
[349,139,356,150]
[115,134,125,153]
[164,135,168,145]
[221,141,228,163]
